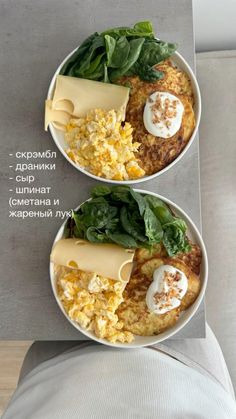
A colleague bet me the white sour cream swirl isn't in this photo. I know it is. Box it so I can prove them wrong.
[146,265,188,314]
[143,91,184,138]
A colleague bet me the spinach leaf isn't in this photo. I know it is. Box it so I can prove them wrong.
[82,53,105,76]
[78,198,116,229]
[91,185,112,197]
[120,207,146,242]
[103,64,109,82]
[104,35,116,66]
[86,227,110,243]
[133,21,154,35]
[72,211,86,236]
[145,195,174,224]
[61,22,178,83]
[59,32,98,75]
[106,231,137,248]
[163,219,191,256]
[67,186,190,256]
[110,38,145,81]
[101,21,154,38]
[130,63,164,82]
[138,38,177,66]
[64,216,75,238]
[110,185,133,204]
[130,188,146,216]
[73,225,82,238]
[74,35,105,76]
[144,206,163,243]
[107,36,130,68]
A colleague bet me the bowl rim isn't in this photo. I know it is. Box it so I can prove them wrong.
[47,47,201,184]
[49,189,208,348]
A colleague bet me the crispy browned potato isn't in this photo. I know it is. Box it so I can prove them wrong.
[119,244,202,337]
[140,258,164,277]
[118,59,195,175]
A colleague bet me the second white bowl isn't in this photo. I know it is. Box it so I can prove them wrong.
[50,189,208,348]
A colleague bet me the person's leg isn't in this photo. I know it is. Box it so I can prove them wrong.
[151,324,235,398]
[19,326,234,399]
[18,341,90,383]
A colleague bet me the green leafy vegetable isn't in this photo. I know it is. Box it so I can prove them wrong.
[143,206,163,243]
[101,21,154,38]
[110,185,134,204]
[120,207,147,242]
[109,37,145,81]
[106,231,137,248]
[67,186,191,256]
[60,32,98,76]
[91,185,112,197]
[60,21,177,83]
[104,35,116,66]
[163,219,191,256]
[86,227,110,243]
[145,195,174,224]
[106,36,130,68]
[130,188,146,216]
[129,62,164,82]
[138,38,177,66]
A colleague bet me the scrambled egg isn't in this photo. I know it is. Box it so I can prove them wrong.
[55,239,201,342]
[56,266,134,343]
[65,109,145,181]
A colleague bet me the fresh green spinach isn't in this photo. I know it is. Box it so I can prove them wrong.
[145,195,174,224]
[162,219,191,256]
[101,21,154,38]
[109,37,145,81]
[60,21,177,83]
[143,206,163,243]
[67,186,191,256]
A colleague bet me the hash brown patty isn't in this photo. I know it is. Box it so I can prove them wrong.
[119,60,195,175]
[117,243,201,336]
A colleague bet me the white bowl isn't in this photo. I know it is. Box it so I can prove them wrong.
[47,47,201,184]
[49,189,208,348]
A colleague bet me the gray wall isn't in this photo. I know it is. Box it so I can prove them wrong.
[193,0,236,52]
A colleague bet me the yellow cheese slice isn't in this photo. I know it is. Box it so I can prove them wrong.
[50,238,135,282]
[45,100,71,131]
[52,75,130,119]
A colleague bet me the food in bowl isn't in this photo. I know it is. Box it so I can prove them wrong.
[65,109,145,181]
[118,60,195,175]
[50,186,202,344]
[45,21,198,181]
[55,265,134,343]
[117,242,201,336]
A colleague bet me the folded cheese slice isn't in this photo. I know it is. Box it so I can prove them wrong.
[45,100,71,131]
[53,75,130,117]
[45,75,130,131]
[50,238,135,282]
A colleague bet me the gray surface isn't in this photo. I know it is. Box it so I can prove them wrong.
[197,50,236,389]
[193,0,236,52]
[0,0,204,339]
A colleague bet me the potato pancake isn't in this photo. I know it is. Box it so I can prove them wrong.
[118,59,195,175]
[117,243,201,336]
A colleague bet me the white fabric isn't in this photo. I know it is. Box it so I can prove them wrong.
[3,341,236,418]
[155,324,235,397]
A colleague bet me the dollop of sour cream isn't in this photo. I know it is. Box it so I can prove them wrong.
[146,265,188,314]
[143,91,184,138]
